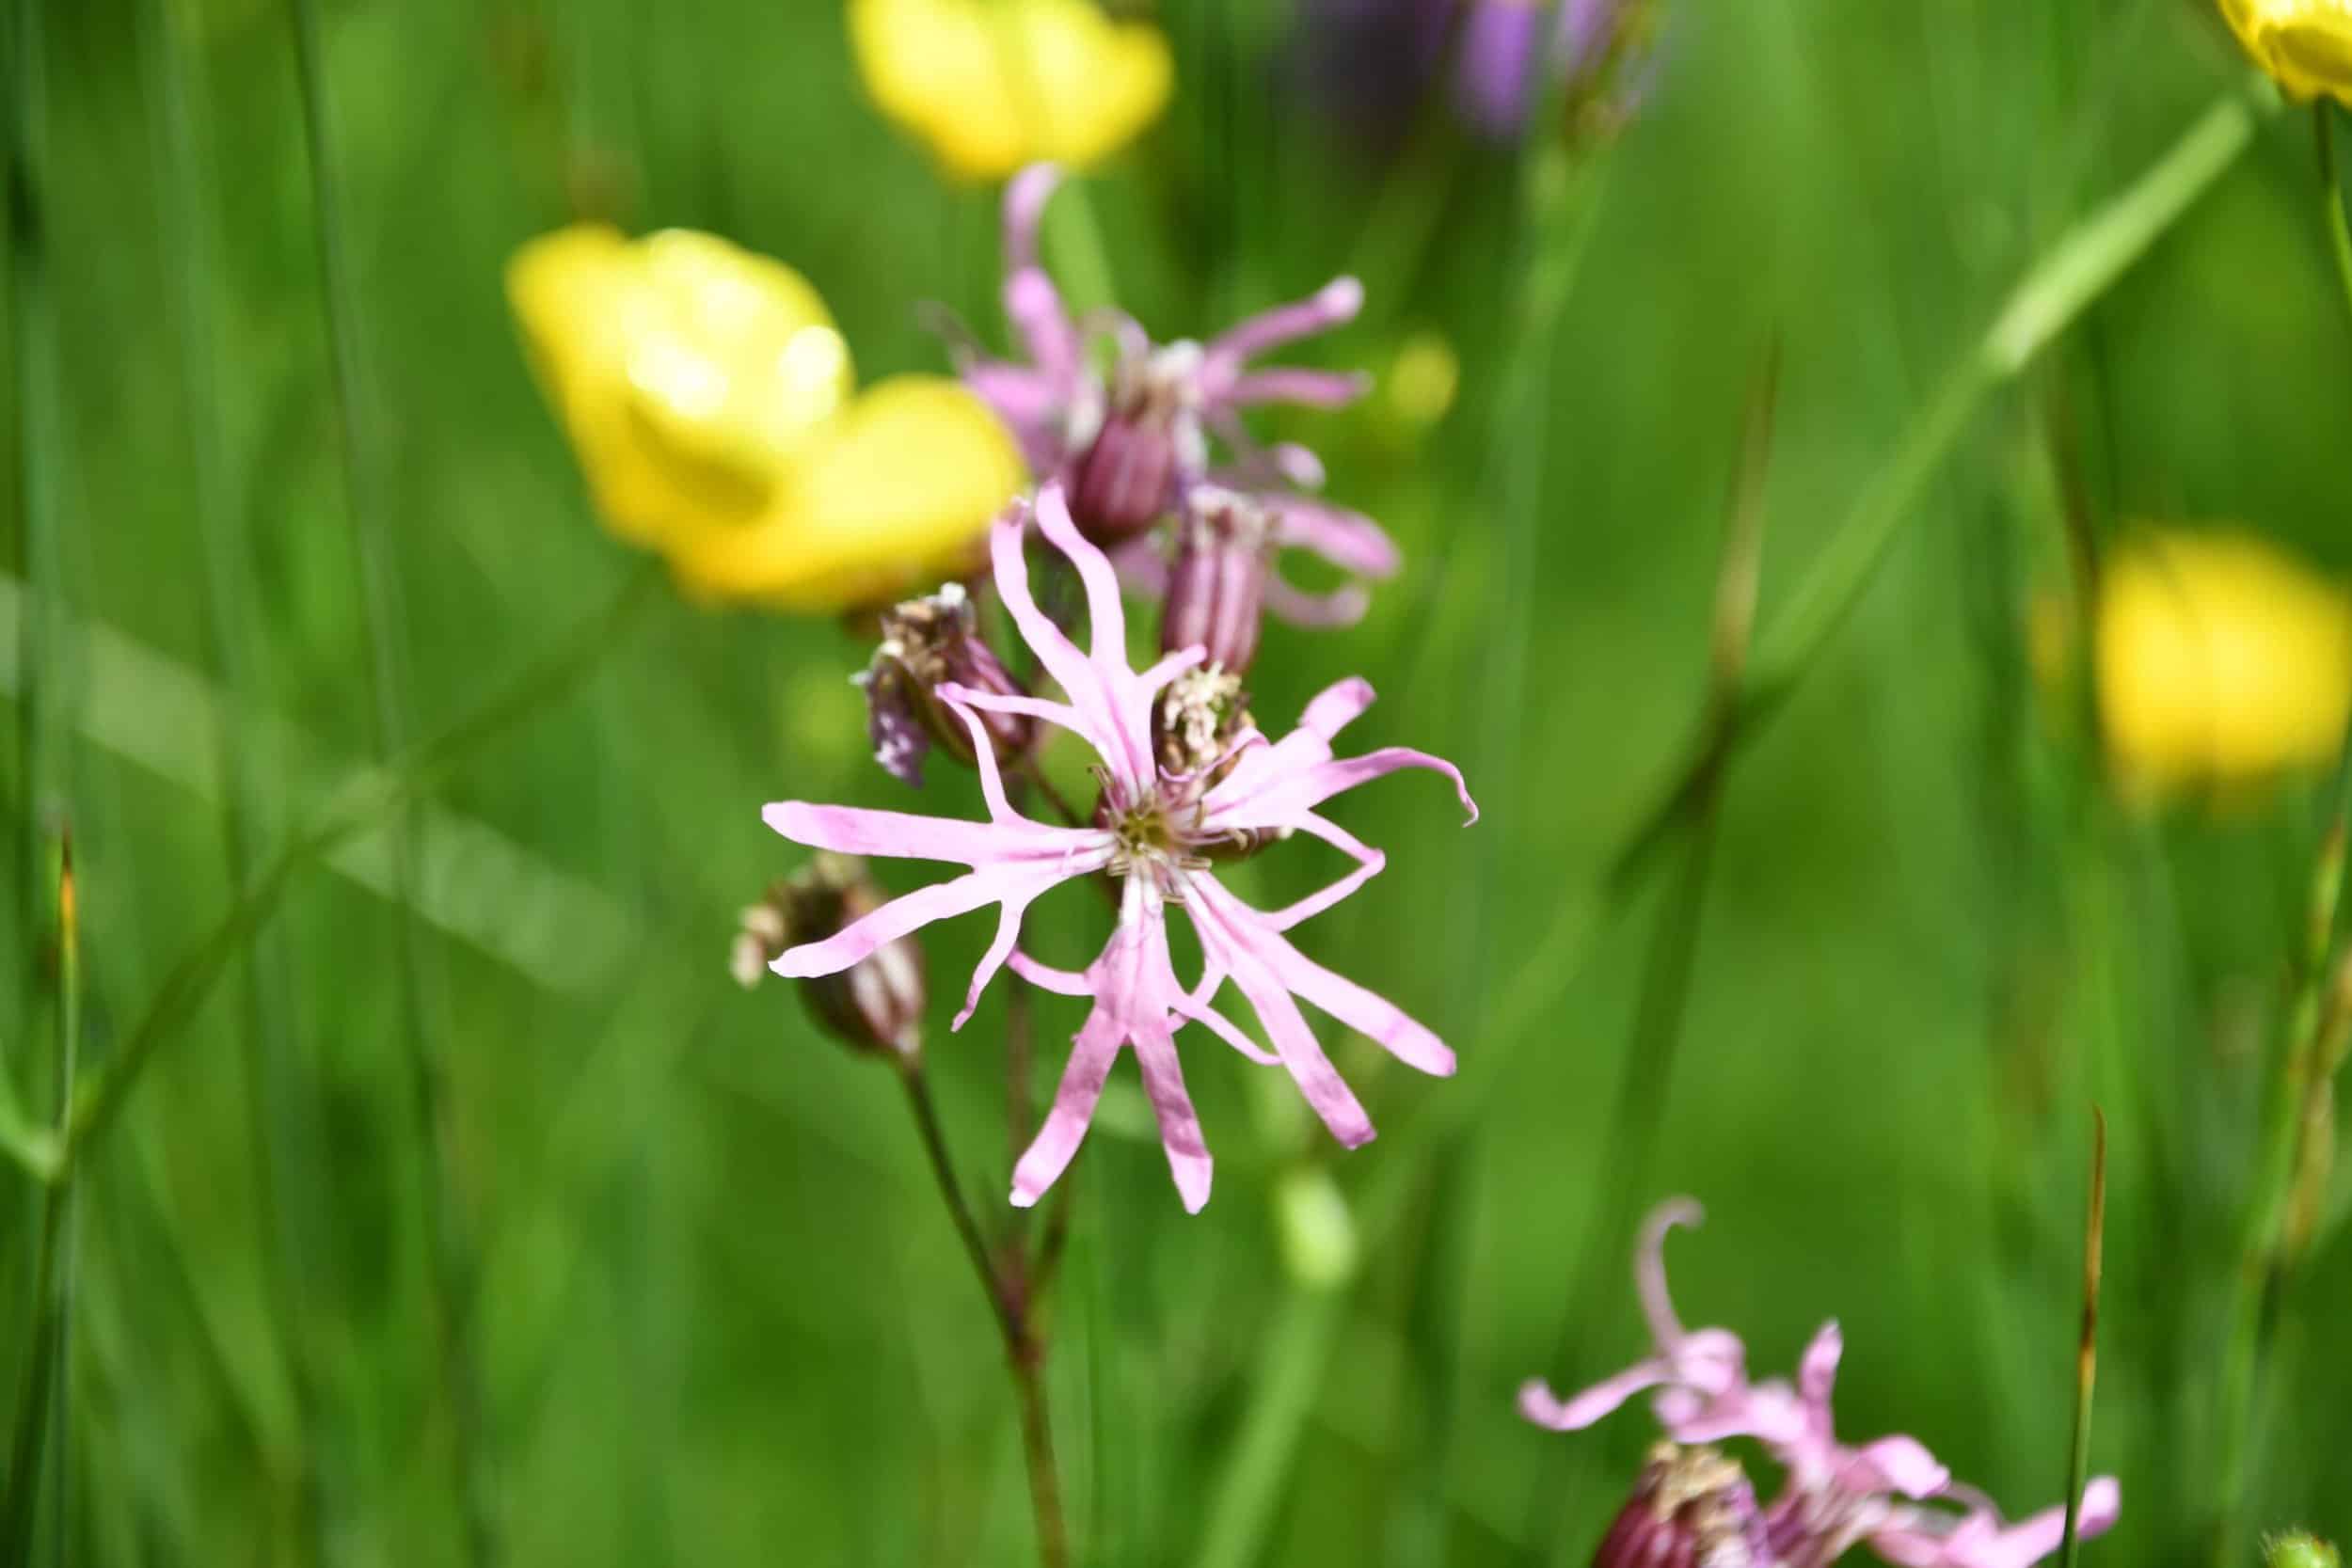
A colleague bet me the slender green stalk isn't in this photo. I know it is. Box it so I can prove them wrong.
[2316,103,2352,327]
[62,563,657,1161]
[897,1062,1068,1568]
[1609,94,2257,894]
[8,0,60,1069]
[287,0,497,1558]
[2209,108,2352,1556]
[1,843,78,1559]
[2213,724,2352,1562]
[1188,1288,1343,1568]
[145,4,328,1557]
[2058,1108,2106,1568]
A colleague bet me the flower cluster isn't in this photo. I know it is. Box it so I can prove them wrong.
[1523,1203,2122,1568]
[957,164,1405,629]
[767,485,1473,1211]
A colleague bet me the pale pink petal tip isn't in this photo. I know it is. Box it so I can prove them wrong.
[1004,163,1064,269]
[1169,1152,1213,1213]
[1321,276,1365,321]
[1518,1379,1574,1428]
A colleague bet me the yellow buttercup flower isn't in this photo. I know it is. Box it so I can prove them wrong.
[508,226,1023,611]
[2217,0,2352,104]
[2096,530,2352,795]
[849,0,1173,180]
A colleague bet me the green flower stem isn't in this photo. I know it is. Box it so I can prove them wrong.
[2316,103,2352,326]
[288,2,498,1558]
[153,2,329,1557]
[8,0,62,1079]
[1,844,78,1560]
[1530,356,1773,1565]
[2058,1109,2107,1568]
[2213,721,2352,1564]
[896,1061,1068,1568]
[59,563,658,1165]
[1188,1287,1344,1568]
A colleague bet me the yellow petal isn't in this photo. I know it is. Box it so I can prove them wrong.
[848,0,1172,181]
[2216,0,2352,103]
[2097,531,2352,794]
[668,377,1026,611]
[507,226,854,547]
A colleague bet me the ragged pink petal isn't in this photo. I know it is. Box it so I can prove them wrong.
[1867,1481,2120,1568]
[1200,276,1365,395]
[1179,872,1375,1147]
[1518,1361,1673,1431]
[766,800,1095,868]
[1269,496,1404,578]
[1010,880,1213,1210]
[1131,1013,1214,1212]
[1011,1004,1123,1208]
[771,867,1033,980]
[1007,268,1081,386]
[1798,1321,1844,1414]
[1845,1436,1950,1500]
[1260,813,1385,932]
[1004,163,1063,273]
[1008,951,1092,996]
[1263,575,1373,628]
[1206,745,1478,833]
[1240,891,1455,1076]
[988,499,1141,785]
[1224,368,1373,409]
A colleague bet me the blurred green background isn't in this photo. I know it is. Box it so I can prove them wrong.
[7,0,2352,1563]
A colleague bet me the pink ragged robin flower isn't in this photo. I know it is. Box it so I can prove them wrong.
[763,481,1475,1212]
[953,163,1402,625]
[1520,1201,2122,1568]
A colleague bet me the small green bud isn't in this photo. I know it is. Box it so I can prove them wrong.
[2266,1531,2343,1568]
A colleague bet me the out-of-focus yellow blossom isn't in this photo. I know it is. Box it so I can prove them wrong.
[2217,0,2352,105]
[508,226,1023,611]
[2097,530,2352,794]
[848,0,1172,180]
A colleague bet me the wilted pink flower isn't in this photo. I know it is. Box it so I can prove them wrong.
[955,164,1401,625]
[1520,1201,2121,1568]
[765,482,1474,1212]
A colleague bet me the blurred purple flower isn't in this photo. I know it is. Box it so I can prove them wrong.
[954,165,1399,626]
[1286,0,1454,142]
[765,483,1475,1212]
[1454,0,1658,144]
[1520,1201,2122,1568]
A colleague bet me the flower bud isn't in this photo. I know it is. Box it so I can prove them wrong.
[733,854,926,1060]
[1153,664,1250,782]
[2268,1532,2344,1568]
[1594,1444,1767,1568]
[1160,487,1273,677]
[857,582,1037,786]
[1068,343,1205,544]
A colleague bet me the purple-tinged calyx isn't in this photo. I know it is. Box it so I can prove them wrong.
[857,583,1037,787]
[735,855,927,1061]
[1594,1444,1769,1568]
[1069,342,1208,544]
[1160,486,1275,679]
